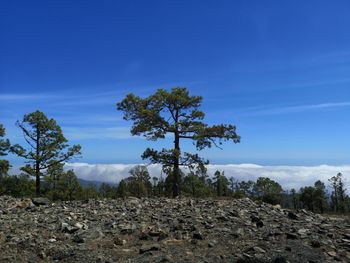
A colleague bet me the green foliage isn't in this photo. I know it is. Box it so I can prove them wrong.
[254,177,283,205]
[117,87,240,197]
[11,110,81,195]
[313,180,327,213]
[0,124,10,156]
[44,163,82,201]
[163,170,179,197]
[0,160,10,177]
[114,166,153,198]
[228,177,238,194]
[154,176,166,196]
[329,173,349,212]
[117,179,128,198]
[128,179,148,197]
[0,174,35,197]
[213,170,229,197]
[126,165,152,197]
[99,183,117,199]
[44,162,63,195]
[152,176,159,196]
[299,186,316,211]
[238,180,255,197]
[79,184,99,200]
[182,171,212,197]
[231,190,246,199]
[63,170,82,200]
[0,124,11,176]
[298,181,328,213]
[290,188,299,209]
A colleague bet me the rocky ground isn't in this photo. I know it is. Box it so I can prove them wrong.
[0,196,349,263]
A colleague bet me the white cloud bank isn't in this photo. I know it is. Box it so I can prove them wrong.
[64,163,350,191]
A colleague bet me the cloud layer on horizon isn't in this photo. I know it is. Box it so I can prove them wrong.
[63,163,350,191]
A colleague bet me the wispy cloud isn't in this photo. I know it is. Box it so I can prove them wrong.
[0,93,58,101]
[56,114,121,125]
[242,101,350,116]
[62,126,133,140]
[1,82,202,107]
[62,162,350,192]
[289,78,350,89]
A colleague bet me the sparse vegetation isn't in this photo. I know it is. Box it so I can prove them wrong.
[0,94,348,215]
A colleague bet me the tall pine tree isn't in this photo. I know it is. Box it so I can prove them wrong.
[117,87,240,197]
[12,110,81,196]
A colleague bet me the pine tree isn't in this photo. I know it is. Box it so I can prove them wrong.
[0,124,11,177]
[329,173,348,212]
[11,110,81,195]
[117,87,240,197]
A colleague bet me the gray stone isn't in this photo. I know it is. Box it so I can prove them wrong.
[288,211,298,220]
[0,195,345,262]
[139,243,161,254]
[286,233,298,239]
[193,232,204,240]
[118,223,136,234]
[61,222,80,234]
[31,197,50,206]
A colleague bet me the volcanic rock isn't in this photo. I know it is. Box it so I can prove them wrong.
[0,196,349,262]
[31,197,50,206]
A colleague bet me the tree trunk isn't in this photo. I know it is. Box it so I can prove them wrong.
[191,177,195,196]
[216,176,221,196]
[35,126,40,196]
[173,132,180,197]
[334,188,338,212]
[293,195,297,210]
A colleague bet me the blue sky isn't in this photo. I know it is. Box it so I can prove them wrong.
[1,0,350,167]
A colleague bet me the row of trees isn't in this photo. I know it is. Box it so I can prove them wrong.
[1,120,346,206]
[1,132,349,213]
[0,87,349,214]
[95,164,349,213]
[0,171,100,201]
[293,173,349,213]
